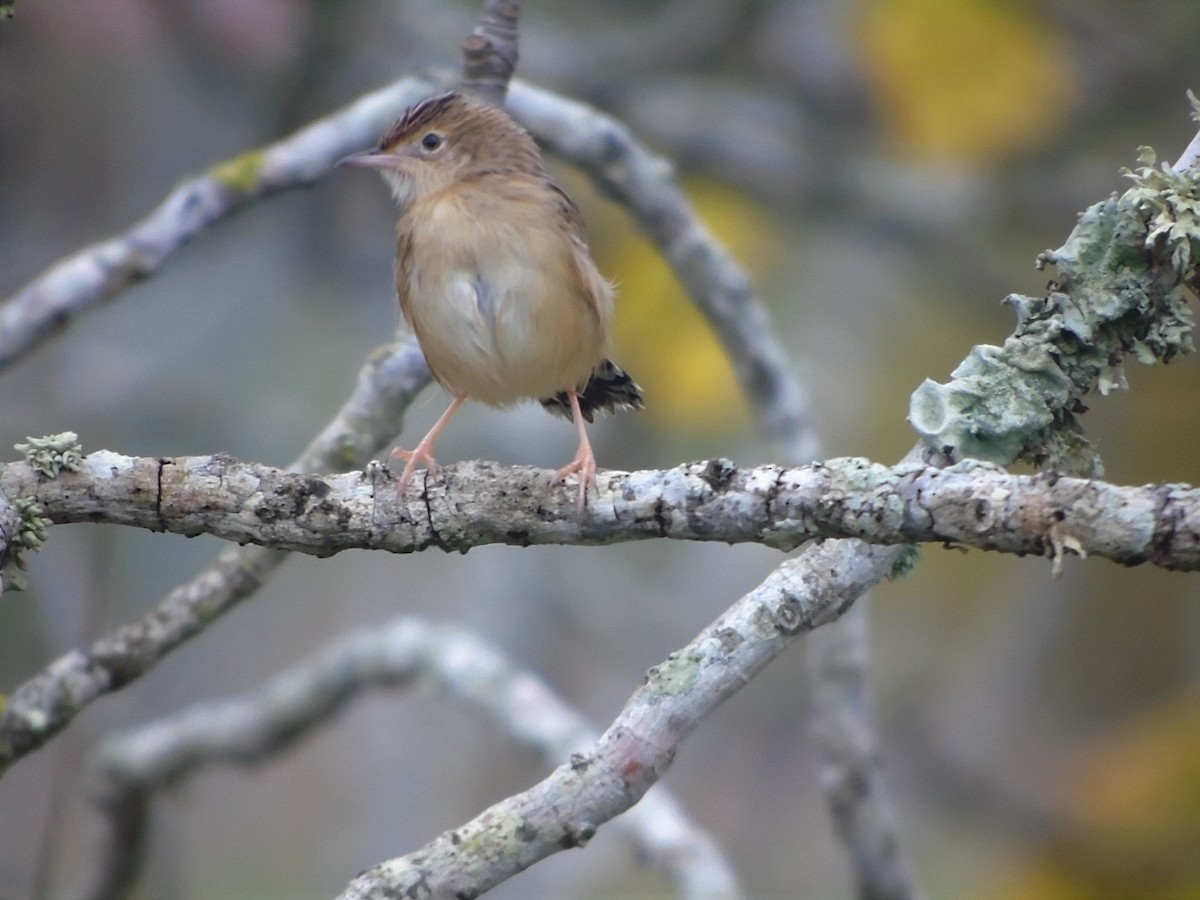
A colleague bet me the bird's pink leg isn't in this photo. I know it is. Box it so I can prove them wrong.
[392,393,467,497]
[555,391,597,512]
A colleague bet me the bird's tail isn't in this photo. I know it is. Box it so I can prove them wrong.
[540,359,644,423]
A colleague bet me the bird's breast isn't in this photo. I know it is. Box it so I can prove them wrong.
[397,193,608,406]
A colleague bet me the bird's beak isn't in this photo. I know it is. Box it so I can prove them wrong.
[338,151,397,169]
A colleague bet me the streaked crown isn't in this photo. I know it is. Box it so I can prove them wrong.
[376,91,543,177]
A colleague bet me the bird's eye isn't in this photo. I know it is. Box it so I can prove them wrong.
[421,132,442,151]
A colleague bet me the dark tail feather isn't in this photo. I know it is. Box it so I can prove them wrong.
[540,359,644,423]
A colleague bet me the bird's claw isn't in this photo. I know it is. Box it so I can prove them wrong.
[390,445,439,498]
[556,453,597,514]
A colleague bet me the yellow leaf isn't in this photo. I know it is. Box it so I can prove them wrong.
[857,0,1077,163]
[598,179,782,433]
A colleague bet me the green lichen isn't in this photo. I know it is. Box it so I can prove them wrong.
[210,150,267,193]
[1119,145,1200,275]
[889,544,921,580]
[2,498,48,594]
[646,651,701,696]
[910,133,1199,475]
[0,3,15,21]
[15,432,83,478]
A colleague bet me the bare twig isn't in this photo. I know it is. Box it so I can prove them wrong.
[809,596,916,900]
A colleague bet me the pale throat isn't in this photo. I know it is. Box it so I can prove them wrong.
[382,170,414,207]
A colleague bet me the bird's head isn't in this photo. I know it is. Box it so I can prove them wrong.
[341,92,542,207]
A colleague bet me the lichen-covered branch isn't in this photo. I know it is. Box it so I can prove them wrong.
[910,142,1200,477]
[5,450,1198,571]
[338,548,870,899]
[88,616,739,900]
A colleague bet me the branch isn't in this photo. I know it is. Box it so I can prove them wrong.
[338,550,858,898]
[0,79,435,370]
[6,451,1197,570]
[459,0,520,105]
[89,617,739,900]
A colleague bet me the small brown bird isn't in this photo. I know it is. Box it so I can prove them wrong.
[344,91,642,509]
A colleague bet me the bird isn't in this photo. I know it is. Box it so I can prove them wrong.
[342,91,642,511]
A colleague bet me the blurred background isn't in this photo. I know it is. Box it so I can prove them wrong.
[2,1,1200,897]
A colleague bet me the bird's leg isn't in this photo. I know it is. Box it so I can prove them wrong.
[392,393,467,497]
[555,390,597,512]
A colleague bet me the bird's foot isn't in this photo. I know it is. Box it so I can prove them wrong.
[390,443,439,498]
[556,449,597,514]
